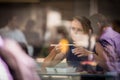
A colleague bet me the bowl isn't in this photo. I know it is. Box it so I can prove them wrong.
[56,67,76,73]
[46,67,56,73]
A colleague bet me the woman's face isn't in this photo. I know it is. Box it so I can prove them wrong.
[70,19,89,47]
[71,19,84,41]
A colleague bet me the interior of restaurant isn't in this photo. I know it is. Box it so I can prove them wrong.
[0,0,120,80]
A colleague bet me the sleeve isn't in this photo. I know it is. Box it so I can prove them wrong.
[98,39,118,72]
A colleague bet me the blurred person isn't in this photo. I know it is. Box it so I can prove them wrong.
[73,14,120,79]
[0,8,41,80]
[23,19,43,58]
[0,16,27,44]
[0,6,13,80]
[0,16,33,56]
[0,43,13,80]
[0,38,40,80]
[41,16,96,72]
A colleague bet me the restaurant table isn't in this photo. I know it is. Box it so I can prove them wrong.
[38,71,117,80]
[36,61,118,80]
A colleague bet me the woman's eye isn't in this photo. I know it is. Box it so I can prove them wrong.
[78,29,83,32]
[71,27,75,30]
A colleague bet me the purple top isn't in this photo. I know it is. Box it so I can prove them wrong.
[0,36,13,80]
[99,27,120,72]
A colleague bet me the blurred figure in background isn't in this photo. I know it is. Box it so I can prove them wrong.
[0,16,27,44]
[0,38,40,80]
[0,39,13,80]
[23,19,42,58]
[0,16,33,56]
[41,16,96,73]
[0,6,40,80]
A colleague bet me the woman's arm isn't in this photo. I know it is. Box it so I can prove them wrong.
[72,42,110,71]
[41,47,66,72]
[42,39,69,71]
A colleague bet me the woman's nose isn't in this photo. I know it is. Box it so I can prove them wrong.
[74,29,78,34]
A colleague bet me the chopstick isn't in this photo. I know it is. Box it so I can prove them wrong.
[50,44,74,46]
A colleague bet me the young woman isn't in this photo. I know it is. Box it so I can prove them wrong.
[41,16,96,72]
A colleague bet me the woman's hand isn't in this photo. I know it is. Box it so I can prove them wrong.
[54,43,69,54]
[72,47,90,57]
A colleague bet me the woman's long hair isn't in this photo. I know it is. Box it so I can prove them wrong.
[73,16,93,50]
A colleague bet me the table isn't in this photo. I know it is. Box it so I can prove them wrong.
[36,61,117,80]
[38,71,117,80]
